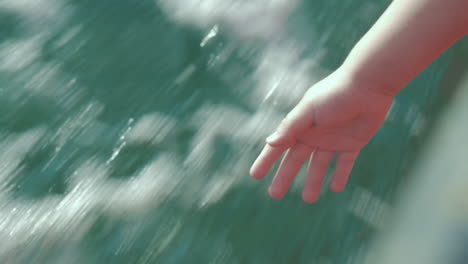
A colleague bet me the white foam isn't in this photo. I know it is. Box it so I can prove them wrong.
[184,104,251,170]
[158,0,299,39]
[0,128,47,187]
[126,112,178,145]
[0,0,68,30]
[102,155,184,215]
[252,43,323,109]
[0,37,43,72]
[349,187,391,230]
[0,0,330,259]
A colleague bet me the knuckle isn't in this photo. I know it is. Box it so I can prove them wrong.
[278,118,291,132]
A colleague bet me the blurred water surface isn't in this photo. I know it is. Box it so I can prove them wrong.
[0,0,457,263]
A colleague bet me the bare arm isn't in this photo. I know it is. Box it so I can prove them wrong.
[342,0,468,95]
[251,0,468,203]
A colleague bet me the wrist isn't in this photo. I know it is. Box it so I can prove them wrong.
[337,63,402,98]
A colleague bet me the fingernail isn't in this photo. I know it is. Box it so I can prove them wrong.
[268,186,284,200]
[302,192,318,204]
[330,183,344,193]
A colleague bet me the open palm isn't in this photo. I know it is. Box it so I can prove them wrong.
[250,70,394,203]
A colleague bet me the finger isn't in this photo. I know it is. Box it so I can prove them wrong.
[266,100,315,148]
[295,128,321,147]
[330,151,359,193]
[250,145,286,180]
[302,150,335,203]
[269,144,313,199]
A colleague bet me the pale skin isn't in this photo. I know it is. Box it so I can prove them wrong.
[250,0,468,203]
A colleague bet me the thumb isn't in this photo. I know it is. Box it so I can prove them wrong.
[266,100,314,147]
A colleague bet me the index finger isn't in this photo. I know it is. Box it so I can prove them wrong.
[266,98,316,147]
[250,144,286,180]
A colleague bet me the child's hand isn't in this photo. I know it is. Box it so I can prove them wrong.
[250,0,468,203]
[250,70,394,203]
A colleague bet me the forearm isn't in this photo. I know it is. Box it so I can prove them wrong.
[341,0,468,96]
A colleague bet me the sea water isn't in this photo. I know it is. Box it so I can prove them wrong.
[0,0,455,263]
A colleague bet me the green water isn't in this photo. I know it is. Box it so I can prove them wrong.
[0,0,457,263]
